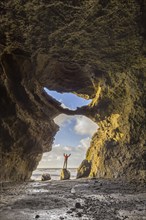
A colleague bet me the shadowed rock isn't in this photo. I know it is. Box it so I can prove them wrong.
[41,174,51,181]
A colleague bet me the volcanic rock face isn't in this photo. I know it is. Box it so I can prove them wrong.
[0,49,60,180]
[77,159,91,179]
[41,173,51,181]
[60,169,70,180]
[0,0,146,181]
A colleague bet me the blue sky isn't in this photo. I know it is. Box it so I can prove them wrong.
[54,116,88,147]
[37,89,98,168]
[44,87,91,110]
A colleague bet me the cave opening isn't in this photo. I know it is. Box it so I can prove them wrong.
[32,114,98,180]
[43,87,92,110]
[32,89,98,180]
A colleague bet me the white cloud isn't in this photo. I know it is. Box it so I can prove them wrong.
[56,156,62,161]
[54,115,98,136]
[74,115,98,137]
[54,114,73,127]
[63,146,71,151]
[61,103,68,109]
[37,115,98,169]
[78,137,91,150]
[53,144,61,148]
[37,136,91,168]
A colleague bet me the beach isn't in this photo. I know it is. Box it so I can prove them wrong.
[0,178,146,220]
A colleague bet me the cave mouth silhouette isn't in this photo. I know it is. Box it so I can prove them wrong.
[44,87,92,110]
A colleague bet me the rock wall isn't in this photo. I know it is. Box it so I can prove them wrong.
[0,0,146,181]
[0,49,61,181]
[86,71,146,181]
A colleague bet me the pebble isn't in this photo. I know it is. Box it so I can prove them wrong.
[71,188,76,194]
[66,210,73,214]
[59,217,64,220]
[35,215,40,218]
[6,206,12,210]
[87,207,92,212]
[95,187,100,190]
[77,212,82,217]
[75,202,81,209]
[70,207,76,211]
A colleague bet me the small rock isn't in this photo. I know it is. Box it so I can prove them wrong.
[71,188,76,194]
[87,207,92,212]
[94,180,98,183]
[77,212,82,217]
[59,217,64,220]
[75,202,81,209]
[41,173,51,181]
[70,207,76,211]
[6,206,12,210]
[95,187,100,190]
[66,210,73,214]
[35,215,40,218]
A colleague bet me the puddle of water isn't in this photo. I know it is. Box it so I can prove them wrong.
[27,189,49,193]
[74,184,90,188]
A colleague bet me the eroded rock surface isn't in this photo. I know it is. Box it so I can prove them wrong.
[0,0,146,181]
[77,159,91,179]
[60,169,70,180]
[41,174,51,181]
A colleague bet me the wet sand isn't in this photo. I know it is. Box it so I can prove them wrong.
[0,178,146,220]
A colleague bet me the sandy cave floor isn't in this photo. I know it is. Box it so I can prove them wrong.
[0,178,146,220]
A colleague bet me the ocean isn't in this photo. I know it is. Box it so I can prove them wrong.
[31,168,77,181]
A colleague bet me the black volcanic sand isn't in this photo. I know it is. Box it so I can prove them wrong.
[0,178,146,220]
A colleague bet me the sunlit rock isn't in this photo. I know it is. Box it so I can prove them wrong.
[60,169,70,180]
[77,160,91,179]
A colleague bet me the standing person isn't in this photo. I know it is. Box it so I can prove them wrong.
[63,153,71,169]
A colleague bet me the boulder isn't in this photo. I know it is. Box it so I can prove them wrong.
[60,169,70,180]
[77,159,91,179]
[41,173,51,181]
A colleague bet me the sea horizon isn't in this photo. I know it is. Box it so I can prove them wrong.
[32,167,77,180]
